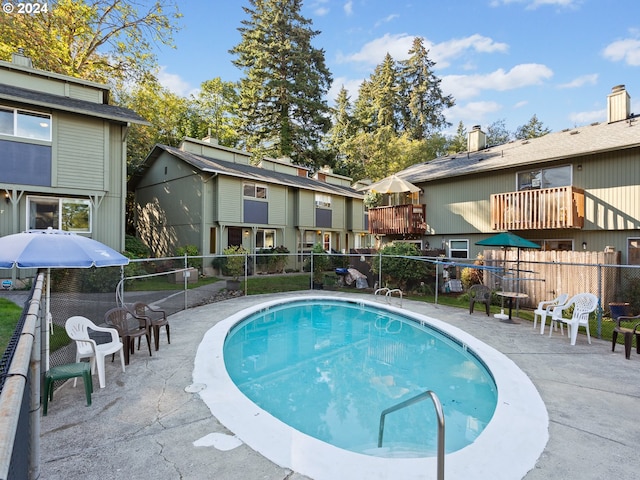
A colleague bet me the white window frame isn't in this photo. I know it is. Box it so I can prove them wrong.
[243,182,268,199]
[449,239,469,259]
[27,196,92,232]
[255,229,276,249]
[315,193,331,208]
[0,105,52,141]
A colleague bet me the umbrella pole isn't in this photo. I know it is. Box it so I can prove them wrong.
[45,269,51,371]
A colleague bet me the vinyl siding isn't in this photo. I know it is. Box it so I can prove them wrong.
[56,114,105,190]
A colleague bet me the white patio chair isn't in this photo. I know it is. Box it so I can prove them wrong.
[534,293,569,334]
[65,316,125,388]
[549,293,599,345]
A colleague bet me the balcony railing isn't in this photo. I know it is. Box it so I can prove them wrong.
[368,204,426,235]
[491,186,585,231]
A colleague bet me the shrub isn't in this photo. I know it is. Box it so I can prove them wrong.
[124,234,150,259]
[223,245,248,280]
[370,243,430,290]
[176,244,202,270]
[311,243,330,283]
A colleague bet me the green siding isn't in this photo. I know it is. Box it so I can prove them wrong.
[56,114,105,190]
[218,177,243,223]
[297,191,315,227]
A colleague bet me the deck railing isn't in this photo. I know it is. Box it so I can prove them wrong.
[368,204,426,235]
[491,186,584,230]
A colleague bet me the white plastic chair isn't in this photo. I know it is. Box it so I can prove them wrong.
[65,316,125,388]
[549,293,599,345]
[534,293,569,334]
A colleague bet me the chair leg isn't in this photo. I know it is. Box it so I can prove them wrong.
[82,368,92,406]
[153,325,160,351]
[95,354,107,388]
[42,375,52,416]
[624,333,632,359]
[612,331,618,352]
[165,324,170,345]
[484,302,490,316]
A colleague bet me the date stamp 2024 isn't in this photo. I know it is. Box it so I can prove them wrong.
[2,2,49,15]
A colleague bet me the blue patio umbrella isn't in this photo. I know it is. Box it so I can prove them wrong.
[0,228,129,369]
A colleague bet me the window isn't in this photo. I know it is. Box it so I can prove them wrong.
[315,193,331,208]
[628,238,640,265]
[449,239,469,259]
[243,182,267,199]
[0,106,51,141]
[542,239,572,251]
[27,196,91,232]
[517,165,571,191]
[255,229,275,249]
[303,231,316,249]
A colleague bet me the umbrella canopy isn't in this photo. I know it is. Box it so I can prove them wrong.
[360,174,421,194]
[476,232,541,250]
[0,228,129,269]
[0,228,129,371]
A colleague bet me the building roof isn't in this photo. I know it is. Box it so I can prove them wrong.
[399,117,640,184]
[0,83,149,125]
[137,144,364,199]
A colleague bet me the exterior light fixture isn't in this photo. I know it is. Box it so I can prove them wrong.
[582,241,587,250]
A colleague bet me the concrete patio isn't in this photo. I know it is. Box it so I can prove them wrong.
[36,289,640,479]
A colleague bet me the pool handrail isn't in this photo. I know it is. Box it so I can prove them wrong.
[378,389,445,480]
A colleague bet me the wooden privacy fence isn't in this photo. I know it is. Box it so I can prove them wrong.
[481,249,621,308]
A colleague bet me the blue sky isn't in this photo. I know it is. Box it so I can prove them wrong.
[153,0,640,136]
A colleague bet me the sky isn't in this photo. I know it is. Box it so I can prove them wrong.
[152,0,640,136]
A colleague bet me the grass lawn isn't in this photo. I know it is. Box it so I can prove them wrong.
[126,275,221,291]
[0,298,23,355]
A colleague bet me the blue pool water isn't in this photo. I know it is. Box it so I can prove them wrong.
[223,299,498,457]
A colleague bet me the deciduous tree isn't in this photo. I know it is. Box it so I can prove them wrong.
[0,0,181,84]
[514,114,551,139]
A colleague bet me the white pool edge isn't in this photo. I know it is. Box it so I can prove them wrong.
[193,296,549,480]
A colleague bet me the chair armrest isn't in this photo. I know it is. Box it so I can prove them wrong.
[616,315,640,327]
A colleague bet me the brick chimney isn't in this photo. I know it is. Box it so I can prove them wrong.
[468,125,487,152]
[607,85,630,123]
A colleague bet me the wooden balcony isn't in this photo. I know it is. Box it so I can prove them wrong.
[491,186,585,231]
[368,204,426,235]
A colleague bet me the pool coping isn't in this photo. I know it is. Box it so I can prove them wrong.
[193,295,549,480]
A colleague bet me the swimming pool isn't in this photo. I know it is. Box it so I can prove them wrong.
[223,299,497,457]
[194,295,548,480]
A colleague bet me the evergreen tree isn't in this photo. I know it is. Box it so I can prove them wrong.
[447,121,468,153]
[230,0,332,167]
[514,114,551,139]
[370,53,401,132]
[399,37,454,140]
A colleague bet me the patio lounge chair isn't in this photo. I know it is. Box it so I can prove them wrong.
[612,313,640,359]
[128,302,170,351]
[534,293,569,335]
[469,285,491,316]
[549,293,599,345]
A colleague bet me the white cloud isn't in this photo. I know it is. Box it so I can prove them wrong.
[514,100,529,109]
[336,33,508,69]
[328,76,365,104]
[157,66,195,97]
[343,1,353,16]
[442,64,553,100]
[336,33,415,65]
[558,74,598,89]
[603,38,640,66]
[374,14,399,28]
[568,109,605,126]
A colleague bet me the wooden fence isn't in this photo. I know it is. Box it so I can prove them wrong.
[480,249,622,309]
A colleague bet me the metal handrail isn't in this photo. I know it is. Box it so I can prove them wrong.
[378,390,445,480]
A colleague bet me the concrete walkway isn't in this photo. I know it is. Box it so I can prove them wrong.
[37,289,640,480]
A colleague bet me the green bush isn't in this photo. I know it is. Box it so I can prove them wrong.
[223,245,248,280]
[370,243,430,290]
[310,243,330,283]
[124,234,150,259]
[176,244,202,270]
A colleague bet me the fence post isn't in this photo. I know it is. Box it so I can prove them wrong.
[378,252,382,290]
[597,263,603,337]
[184,253,188,311]
[244,253,248,295]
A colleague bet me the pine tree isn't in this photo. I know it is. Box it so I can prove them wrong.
[230,0,332,166]
[514,114,551,140]
[447,121,468,153]
[399,37,454,140]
